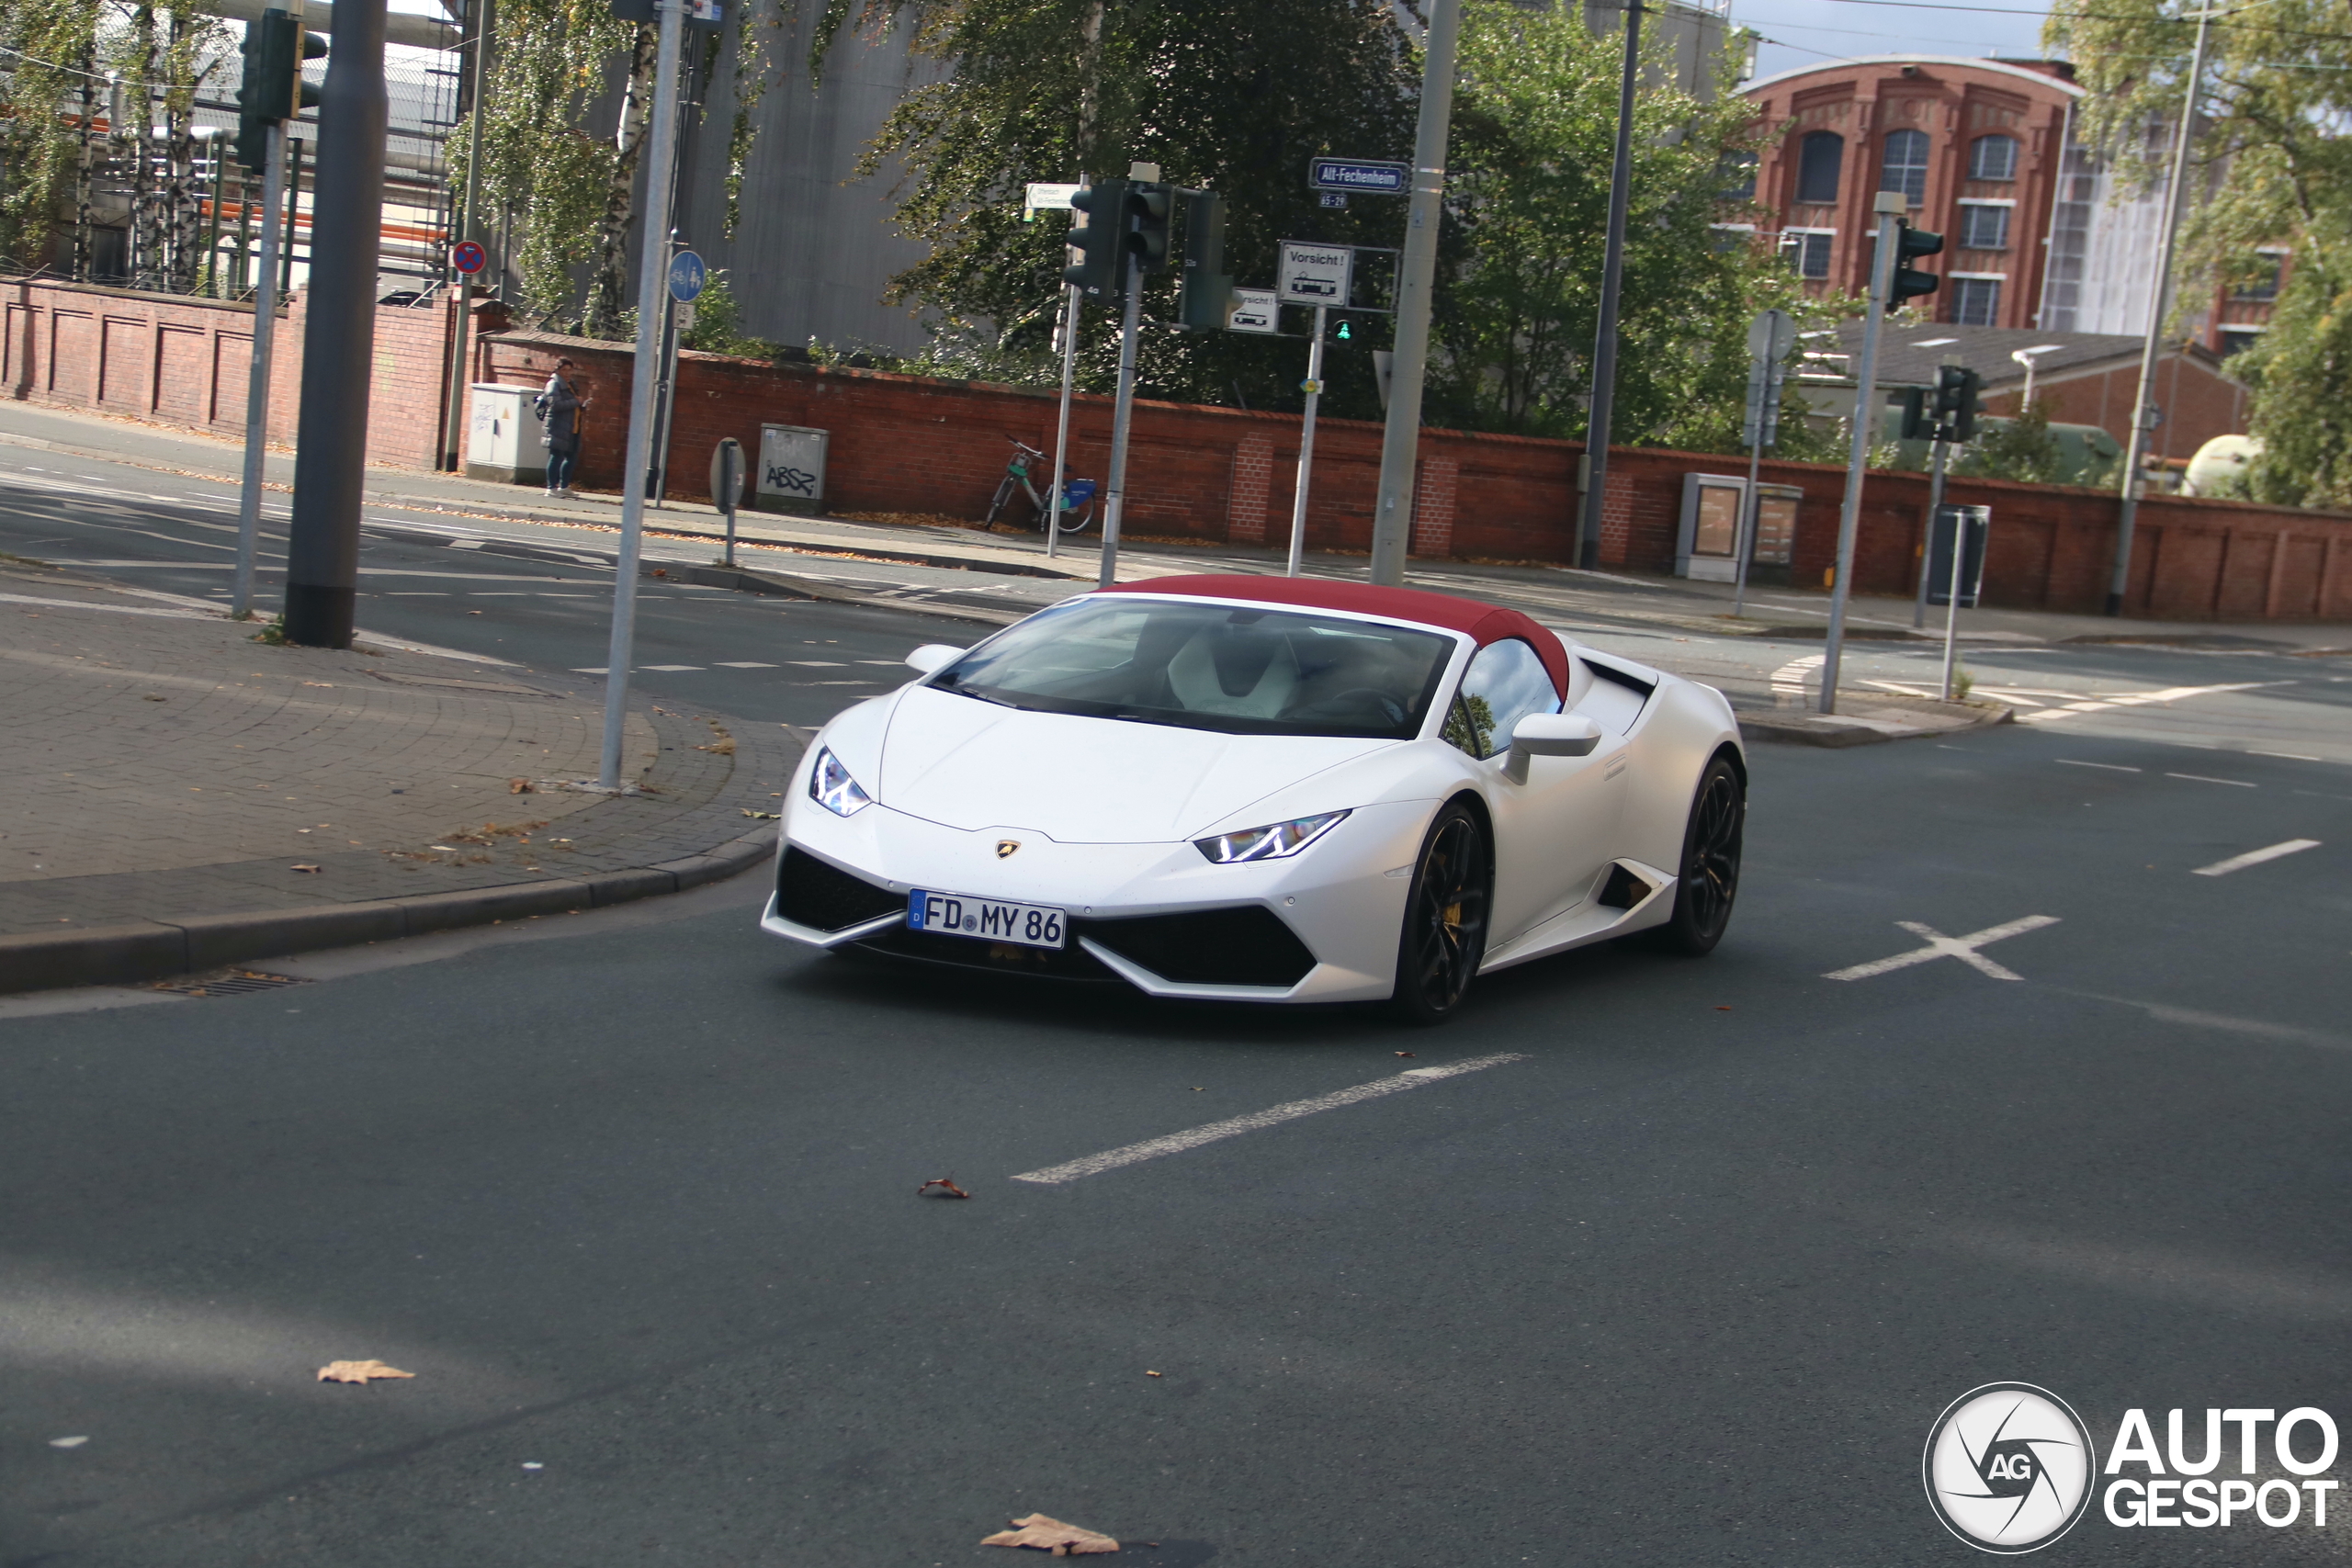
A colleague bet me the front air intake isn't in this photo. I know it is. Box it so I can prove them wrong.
[1084,905,1317,987]
[775,847,905,932]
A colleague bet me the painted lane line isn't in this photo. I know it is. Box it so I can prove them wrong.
[1824,915,2061,983]
[2018,682,2269,725]
[639,664,702,672]
[2055,759,2141,773]
[714,661,779,668]
[1010,1053,1531,1185]
[2192,839,2321,877]
[2165,772,2256,787]
[2254,751,2323,761]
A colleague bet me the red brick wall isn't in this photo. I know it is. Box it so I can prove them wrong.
[3,276,458,467]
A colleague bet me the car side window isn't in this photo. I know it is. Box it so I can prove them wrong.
[1440,638,1560,759]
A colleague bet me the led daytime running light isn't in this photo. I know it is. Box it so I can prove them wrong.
[808,747,873,817]
[1193,810,1349,864]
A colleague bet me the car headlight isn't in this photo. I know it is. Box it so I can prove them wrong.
[808,747,873,817]
[1193,810,1349,864]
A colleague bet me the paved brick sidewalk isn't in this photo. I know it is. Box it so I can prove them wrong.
[0,563,797,988]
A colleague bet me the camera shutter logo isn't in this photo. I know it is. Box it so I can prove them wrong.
[1924,1383,2097,1553]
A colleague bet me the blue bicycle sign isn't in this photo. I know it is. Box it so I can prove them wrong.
[667,250,707,303]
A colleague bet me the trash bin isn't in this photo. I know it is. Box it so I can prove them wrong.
[465,383,548,485]
[754,423,828,515]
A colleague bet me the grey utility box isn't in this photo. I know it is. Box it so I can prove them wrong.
[465,383,548,485]
[1676,473,1748,582]
[754,423,828,514]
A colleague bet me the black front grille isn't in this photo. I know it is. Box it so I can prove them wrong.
[1083,905,1317,988]
[854,923,1122,981]
[775,847,905,932]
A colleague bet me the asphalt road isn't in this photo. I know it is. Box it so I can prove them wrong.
[4,446,2350,1564]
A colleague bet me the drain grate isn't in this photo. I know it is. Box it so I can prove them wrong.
[155,970,313,998]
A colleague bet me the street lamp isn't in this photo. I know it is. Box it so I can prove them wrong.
[2009,344,2059,412]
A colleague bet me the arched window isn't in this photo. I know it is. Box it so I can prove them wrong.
[1881,129,1931,206]
[1796,132,1844,205]
[1968,134,2018,182]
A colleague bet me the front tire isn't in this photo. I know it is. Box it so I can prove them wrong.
[985,474,1017,527]
[1646,754,1743,955]
[1390,801,1492,1024]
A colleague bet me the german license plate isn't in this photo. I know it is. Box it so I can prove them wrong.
[906,889,1066,949]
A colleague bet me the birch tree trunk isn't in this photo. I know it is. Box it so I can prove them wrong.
[583,21,657,339]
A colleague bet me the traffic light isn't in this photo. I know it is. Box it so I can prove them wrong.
[1063,178,1127,301]
[1124,182,1172,276]
[1892,219,1941,306]
[1898,385,1932,442]
[1935,364,1983,443]
[234,8,324,173]
[1175,189,1233,331]
[1334,321,1352,342]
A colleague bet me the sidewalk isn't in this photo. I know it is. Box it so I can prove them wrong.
[0,560,796,993]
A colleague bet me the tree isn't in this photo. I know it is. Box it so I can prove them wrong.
[0,0,99,269]
[840,0,1418,418]
[2047,0,2352,506]
[1430,0,1812,453]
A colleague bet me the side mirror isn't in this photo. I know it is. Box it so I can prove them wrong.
[905,643,964,675]
[1504,712,1602,783]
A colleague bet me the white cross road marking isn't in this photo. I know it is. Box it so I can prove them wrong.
[2165,772,2255,787]
[1010,1053,1531,1185]
[2018,682,2268,725]
[1824,915,2062,983]
[2192,839,2321,877]
[2056,759,2141,773]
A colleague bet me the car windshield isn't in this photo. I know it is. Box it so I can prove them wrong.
[930,598,1457,739]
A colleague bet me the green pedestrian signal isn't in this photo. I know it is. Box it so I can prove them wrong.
[1334,321,1352,342]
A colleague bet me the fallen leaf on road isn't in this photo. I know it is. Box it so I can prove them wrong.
[509,778,535,794]
[981,1515,1119,1554]
[1394,1051,1415,1058]
[142,694,164,702]
[1714,1006,1731,1011]
[1145,1371,1162,1378]
[289,863,322,874]
[918,1178,971,1200]
[695,738,737,754]
[317,1359,413,1383]
[651,568,669,578]
[741,809,779,819]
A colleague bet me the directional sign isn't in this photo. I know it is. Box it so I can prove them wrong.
[1309,157,1408,196]
[667,248,707,303]
[1024,181,1080,220]
[449,239,487,276]
[1227,287,1277,334]
[1278,242,1352,305]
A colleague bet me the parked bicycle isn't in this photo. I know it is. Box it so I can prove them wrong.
[985,437,1098,534]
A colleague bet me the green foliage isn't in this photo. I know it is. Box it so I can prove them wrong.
[2048,0,2352,506]
[679,267,776,357]
[0,0,99,268]
[1953,400,2079,486]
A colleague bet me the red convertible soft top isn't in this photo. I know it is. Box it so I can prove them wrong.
[1098,573,1571,696]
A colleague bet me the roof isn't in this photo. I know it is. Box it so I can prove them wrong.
[1099,574,1571,696]
[1741,55,2083,99]
[1829,323,2224,389]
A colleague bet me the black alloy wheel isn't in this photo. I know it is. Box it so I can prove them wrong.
[1391,801,1493,1024]
[1646,754,1744,955]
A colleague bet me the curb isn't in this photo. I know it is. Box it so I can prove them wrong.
[0,827,777,996]
[1737,701,2015,748]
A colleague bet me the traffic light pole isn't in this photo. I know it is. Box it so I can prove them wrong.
[597,0,684,789]
[1913,429,1951,628]
[1046,279,1079,559]
[232,118,287,621]
[1821,191,1905,716]
[1939,502,1968,700]
[1368,0,1461,587]
[1287,303,1329,579]
[437,0,491,474]
[283,0,388,649]
[1575,0,1643,572]
[1095,261,1144,591]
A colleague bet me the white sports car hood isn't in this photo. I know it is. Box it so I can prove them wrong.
[876,685,1390,843]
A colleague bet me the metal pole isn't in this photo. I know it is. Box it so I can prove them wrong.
[1368,0,1461,586]
[201,131,227,295]
[649,233,682,505]
[1820,191,1904,716]
[1046,275,1080,559]
[282,0,387,649]
[1575,0,1644,571]
[1939,506,1967,699]
[1913,431,1950,628]
[1287,303,1328,578]
[2105,3,2212,616]
[1736,424,1763,619]
[232,118,287,621]
[438,0,491,472]
[280,136,301,295]
[596,0,684,789]
[1094,261,1144,591]
[722,445,738,567]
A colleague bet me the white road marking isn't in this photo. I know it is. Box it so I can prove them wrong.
[2254,751,2323,761]
[1770,653,1824,704]
[2018,682,2268,725]
[2192,839,2321,877]
[714,661,778,668]
[2165,772,2256,787]
[1010,1053,1532,1185]
[2056,759,2141,773]
[1824,916,2061,983]
[639,664,701,671]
